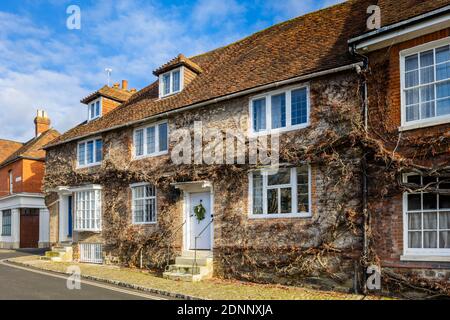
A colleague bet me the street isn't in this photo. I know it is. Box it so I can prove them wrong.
[0,250,167,300]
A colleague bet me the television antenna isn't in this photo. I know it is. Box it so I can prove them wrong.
[105,68,113,86]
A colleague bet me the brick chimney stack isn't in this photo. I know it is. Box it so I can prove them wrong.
[34,110,50,137]
[122,80,128,90]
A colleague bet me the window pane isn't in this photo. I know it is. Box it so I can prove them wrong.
[145,185,155,197]
[158,123,168,152]
[253,98,266,132]
[407,194,421,211]
[437,98,450,116]
[252,172,263,215]
[439,231,450,248]
[424,231,437,248]
[172,70,180,92]
[163,74,170,95]
[423,212,437,229]
[267,189,278,214]
[297,166,309,213]
[436,45,450,63]
[95,139,103,162]
[421,101,435,119]
[291,88,307,125]
[78,143,86,166]
[439,195,450,209]
[439,212,450,229]
[406,89,419,105]
[420,50,434,67]
[87,141,94,164]
[280,188,292,213]
[134,199,144,223]
[408,212,421,229]
[420,66,434,84]
[268,168,290,186]
[408,231,422,248]
[90,104,95,119]
[436,62,450,81]
[146,127,155,154]
[135,129,144,156]
[437,81,450,99]
[420,85,434,102]
[271,93,286,129]
[405,54,418,71]
[95,101,100,117]
[405,70,419,88]
[406,104,419,122]
[407,175,421,185]
[423,193,437,210]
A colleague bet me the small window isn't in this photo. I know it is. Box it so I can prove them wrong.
[78,138,103,167]
[402,40,450,125]
[404,174,450,255]
[159,67,183,98]
[79,243,103,264]
[88,98,102,121]
[131,183,157,224]
[249,166,311,218]
[8,170,13,194]
[133,121,169,158]
[1,210,11,236]
[250,86,309,134]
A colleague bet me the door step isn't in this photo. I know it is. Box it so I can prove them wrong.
[163,255,213,282]
[41,244,73,262]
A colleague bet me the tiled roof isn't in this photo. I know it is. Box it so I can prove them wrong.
[0,129,60,167]
[80,85,134,104]
[153,54,203,75]
[46,0,450,148]
[0,139,23,164]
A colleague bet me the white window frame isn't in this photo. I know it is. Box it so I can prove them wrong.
[248,84,310,136]
[248,166,312,219]
[130,182,157,225]
[77,137,103,168]
[132,120,169,160]
[79,243,103,264]
[73,185,102,232]
[8,170,13,194]
[87,97,102,121]
[158,67,184,98]
[399,37,450,131]
[402,173,450,257]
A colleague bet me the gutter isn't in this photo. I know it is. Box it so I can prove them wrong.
[45,62,363,149]
[348,4,450,45]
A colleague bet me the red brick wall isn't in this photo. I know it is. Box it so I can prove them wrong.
[0,159,45,197]
[0,161,23,197]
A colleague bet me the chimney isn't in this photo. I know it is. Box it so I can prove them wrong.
[113,83,120,89]
[122,80,128,90]
[34,110,50,137]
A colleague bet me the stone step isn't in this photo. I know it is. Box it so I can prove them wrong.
[45,251,63,258]
[181,250,213,258]
[162,272,204,282]
[175,256,212,266]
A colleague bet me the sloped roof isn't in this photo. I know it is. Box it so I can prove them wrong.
[0,129,60,167]
[80,85,134,104]
[46,0,450,148]
[153,54,203,75]
[0,139,23,164]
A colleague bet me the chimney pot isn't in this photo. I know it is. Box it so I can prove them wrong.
[122,80,128,90]
[34,109,50,137]
[113,83,120,88]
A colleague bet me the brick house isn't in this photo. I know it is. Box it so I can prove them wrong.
[0,111,59,249]
[43,0,450,293]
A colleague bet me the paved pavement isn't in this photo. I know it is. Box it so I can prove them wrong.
[0,250,167,300]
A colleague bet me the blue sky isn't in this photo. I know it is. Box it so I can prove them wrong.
[0,0,343,141]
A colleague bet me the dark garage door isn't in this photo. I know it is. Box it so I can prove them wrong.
[20,208,39,248]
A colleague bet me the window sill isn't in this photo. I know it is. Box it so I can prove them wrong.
[250,123,310,137]
[132,222,157,225]
[76,163,102,169]
[399,116,450,132]
[400,255,450,262]
[74,229,102,233]
[132,151,169,161]
[248,213,311,219]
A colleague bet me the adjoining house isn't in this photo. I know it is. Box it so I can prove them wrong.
[0,111,59,249]
[42,0,450,294]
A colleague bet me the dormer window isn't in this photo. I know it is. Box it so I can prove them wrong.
[88,98,102,121]
[159,67,183,98]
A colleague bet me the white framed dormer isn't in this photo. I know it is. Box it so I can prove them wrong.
[158,67,184,98]
[399,37,450,131]
[130,182,157,225]
[77,137,103,168]
[87,97,102,121]
[132,120,169,160]
[248,84,310,136]
[401,173,450,262]
[248,165,312,219]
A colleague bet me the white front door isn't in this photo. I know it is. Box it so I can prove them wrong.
[189,192,212,250]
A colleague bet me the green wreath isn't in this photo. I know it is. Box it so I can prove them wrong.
[194,203,206,223]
